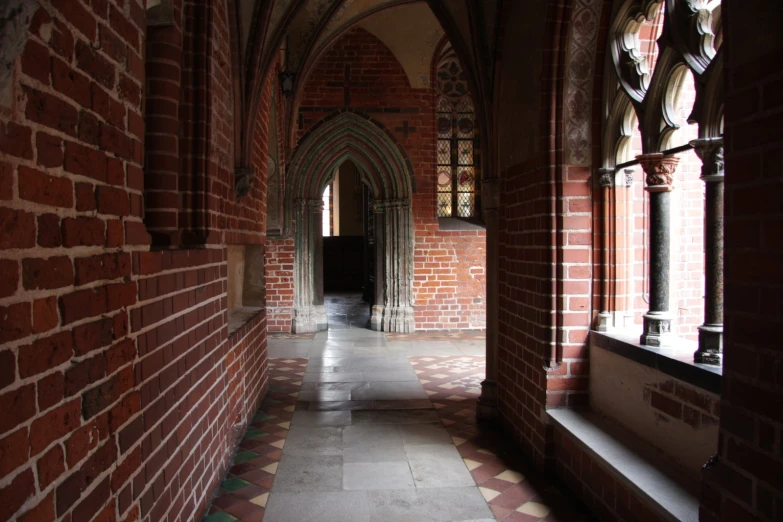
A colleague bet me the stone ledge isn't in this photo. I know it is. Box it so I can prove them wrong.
[437,217,486,231]
[228,306,265,337]
[549,409,699,522]
[591,331,721,394]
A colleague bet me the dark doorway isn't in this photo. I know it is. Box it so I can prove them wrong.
[321,160,374,328]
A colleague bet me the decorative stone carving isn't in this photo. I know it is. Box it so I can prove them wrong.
[691,138,724,181]
[638,153,680,192]
[623,167,635,187]
[598,168,615,187]
[234,167,254,200]
[564,0,603,165]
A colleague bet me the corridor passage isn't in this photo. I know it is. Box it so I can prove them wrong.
[202,298,591,522]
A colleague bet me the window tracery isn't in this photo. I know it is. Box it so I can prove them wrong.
[598,0,724,362]
[435,44,479,218]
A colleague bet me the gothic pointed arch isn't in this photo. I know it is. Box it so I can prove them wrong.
[286,111,416,333]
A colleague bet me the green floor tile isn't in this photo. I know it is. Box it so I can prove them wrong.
[202,513,238,522]
[253,413,276,422]
[244,429,269,439]
[220,477,252,492]
[233,450,260,464]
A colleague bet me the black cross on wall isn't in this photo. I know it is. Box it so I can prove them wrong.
[326,65,369,106]
[395,121,417,138]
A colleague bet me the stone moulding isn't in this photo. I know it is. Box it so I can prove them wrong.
[287,112,416,333]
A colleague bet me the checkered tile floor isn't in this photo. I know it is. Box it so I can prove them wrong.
[202,359,307,522]
[411,355,592,522]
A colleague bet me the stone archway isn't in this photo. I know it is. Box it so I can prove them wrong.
[287,112,415,333]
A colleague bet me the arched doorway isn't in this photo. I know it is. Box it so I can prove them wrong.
[287,112,415,333]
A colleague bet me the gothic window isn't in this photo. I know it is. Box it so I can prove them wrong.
[599,0,724,363]
[435,46,479,218]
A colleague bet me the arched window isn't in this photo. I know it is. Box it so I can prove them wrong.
[599,0,723,362]
[435,46,479,218]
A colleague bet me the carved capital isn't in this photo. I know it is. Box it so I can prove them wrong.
[623,168,635,187]
[597,168,615,188]
[637,153,680,193]
[234,167,254,200]
[690,138,724,182]
[306,199,324,213]
[482,178,500,211]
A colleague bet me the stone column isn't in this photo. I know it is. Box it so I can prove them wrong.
[595,168,615,332]
[292,199,328,333]
[370,202,385,331]
[478,178,499,420]
[691,138,724,364]
[380,200,415,332]
[637,154,680,347]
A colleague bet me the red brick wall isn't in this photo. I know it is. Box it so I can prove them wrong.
[266,27,486,332]
[700,2,783,521]
[495,0,592,467]
[0,1,269,521]
[265,238,294,332]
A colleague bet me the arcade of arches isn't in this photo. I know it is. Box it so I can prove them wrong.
[0,1,780,521]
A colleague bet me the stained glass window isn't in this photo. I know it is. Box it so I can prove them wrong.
[436,45,479,218]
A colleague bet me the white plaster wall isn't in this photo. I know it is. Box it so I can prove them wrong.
[590,346,719,483]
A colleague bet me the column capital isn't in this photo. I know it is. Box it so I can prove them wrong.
[307,199,324,212]
[690,138,724,182]
[622,167,635,187]
[234,167,255,200]
[597,167,615,187]
[637,153,680,192]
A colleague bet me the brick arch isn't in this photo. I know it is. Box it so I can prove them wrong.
[287,111,415,333]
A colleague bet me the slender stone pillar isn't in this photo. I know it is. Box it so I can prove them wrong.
[380,200,415,332]
[637,154,680,347]
[292,199,327,333]
[478,178,499,420]
[691,138,724,364]
[370,202,386,331]
[595,168,615,332]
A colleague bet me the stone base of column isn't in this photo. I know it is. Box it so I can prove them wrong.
[694,324,723,365]
[370,305,385,331]
[382,306,415,333]
[640,312,674,347]
[595,311,634,331]
[477,379,499,421]
[292,305,328,333]
[595,311,613,332]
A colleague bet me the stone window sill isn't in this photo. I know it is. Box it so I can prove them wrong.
[549,409,699,522]
[590,330,721,394]
[228,306,265,337]
[437,217,486,231]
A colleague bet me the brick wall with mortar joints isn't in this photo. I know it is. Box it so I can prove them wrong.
[265,27,486,332]
[0,1,270,521]
[264,238,294,332]
[698,2,783,520]
[495,0,595,468]
[553,426,669,522]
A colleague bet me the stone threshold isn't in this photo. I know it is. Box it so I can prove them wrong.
[591,331,721,394]
[549,409,700,522]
